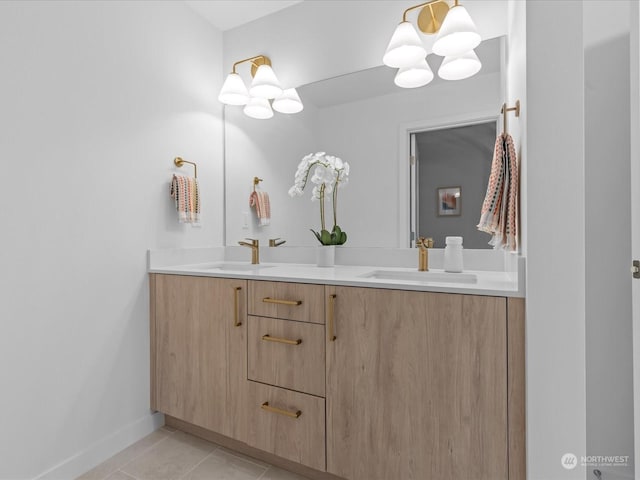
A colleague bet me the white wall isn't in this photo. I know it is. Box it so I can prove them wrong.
[525,1,587,479]
[0,2,223,478]
[584,2,634,479]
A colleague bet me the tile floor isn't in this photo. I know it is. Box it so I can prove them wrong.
[77,426,309,480]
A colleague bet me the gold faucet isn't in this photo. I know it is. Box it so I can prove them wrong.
[269,238,286,247]
[238,238,259,264]
[416,237,434,271]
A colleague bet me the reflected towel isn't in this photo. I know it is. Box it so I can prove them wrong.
[170,174,200,224]
[477,133,519,252]
[249,190,271,226]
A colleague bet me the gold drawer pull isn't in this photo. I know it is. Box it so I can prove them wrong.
[234,287,242,327]
[328,294,337,342]
[262,297,302,306]
[262,334,302,345]
[261,401,301,419]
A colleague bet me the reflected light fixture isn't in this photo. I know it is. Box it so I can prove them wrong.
[438,49,482,80]
[383,0,482,87]
[394,59,434,88]
[218,55,303,119]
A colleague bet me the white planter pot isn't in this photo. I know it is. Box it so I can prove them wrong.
[316,245,335,267]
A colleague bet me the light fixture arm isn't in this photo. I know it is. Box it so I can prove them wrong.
[402,0,448,22]
[231,55,272,77]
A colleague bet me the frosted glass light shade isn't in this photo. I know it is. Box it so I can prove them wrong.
[218,73,249,105]
[383,22,427,68]
[272,88,304,114]
[249,64,283,99]
[432,5,481,57]
[394,59,434,88]
[438,49,482,80]
[243,97,274,119]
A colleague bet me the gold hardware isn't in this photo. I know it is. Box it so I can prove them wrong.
[233,286,242,327]
[401,0,450,33]
[261,401,301,419]
[632,260,640,279]
[417,237,433,271]
[328,294,337,342]
[417,1,450,34]
[174,157,197,179]
[238,238,259,264]
[269,238,286,247]
[253,176,263,192]
[231,55,272,77]
[501,100,521,135]
[262,297,302,306]
[262,334,302,345]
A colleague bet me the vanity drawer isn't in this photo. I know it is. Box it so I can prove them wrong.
[248,280,324,324]
[246,381,325,472]
[248,316,325,397]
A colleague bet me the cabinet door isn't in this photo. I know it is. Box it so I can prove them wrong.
[154,274,247,442]
[326,286,507,480]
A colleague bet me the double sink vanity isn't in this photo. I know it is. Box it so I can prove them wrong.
[148,247,525,480]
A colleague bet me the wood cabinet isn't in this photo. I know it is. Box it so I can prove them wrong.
[245,280,327,470]
[248,316,325,397]
[248,280,325,324]
[151,275,525,480]
[326,286,510,480]
[246,381,326,471]
[151,274,248,442]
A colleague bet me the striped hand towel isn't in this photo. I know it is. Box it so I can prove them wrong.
[249,190,271,226]
[170,174,200,224]
[477,132,519,252]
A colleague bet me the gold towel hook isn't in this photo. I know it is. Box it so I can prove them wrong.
[174,157,197,179]
[253,176,263,191]
[501,100,521,135]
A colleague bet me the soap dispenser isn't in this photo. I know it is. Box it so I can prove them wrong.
[444,236,464,273]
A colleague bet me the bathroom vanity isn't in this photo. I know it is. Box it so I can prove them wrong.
[149,258,525,480]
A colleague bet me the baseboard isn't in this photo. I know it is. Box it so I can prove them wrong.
[34,411,164,480]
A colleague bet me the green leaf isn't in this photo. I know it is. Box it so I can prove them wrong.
[333,225,342,237]
[310,229,322,244]
[339,231,347,245]
[320,229,332,245]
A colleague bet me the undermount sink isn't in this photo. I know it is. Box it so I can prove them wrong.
[198,262,275,272]
[361,270,478,284]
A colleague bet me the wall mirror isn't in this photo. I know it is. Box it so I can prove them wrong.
[224,36,503,248]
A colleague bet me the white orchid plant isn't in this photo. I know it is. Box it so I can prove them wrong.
[288,152,350,245]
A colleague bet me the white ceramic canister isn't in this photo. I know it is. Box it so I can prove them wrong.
[444,236,464,273]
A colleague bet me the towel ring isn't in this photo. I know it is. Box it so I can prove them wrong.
[253,176,263,191]
[174,157,197,178]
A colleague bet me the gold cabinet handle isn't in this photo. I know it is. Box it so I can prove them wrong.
[234,286,242,327]
[328,294,336,342]
[261,401,301,419]
[262,334,302,345]
[262,297,303,306]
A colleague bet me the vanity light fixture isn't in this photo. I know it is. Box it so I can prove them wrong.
[383,0,482,87]
[218,55,303,119]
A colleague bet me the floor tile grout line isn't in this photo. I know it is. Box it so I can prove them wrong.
[175,445,220,480]
[116,468,143,480]
[109,429,175,479]
[255,465,270,480]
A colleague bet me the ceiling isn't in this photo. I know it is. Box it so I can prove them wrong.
[184,0,304,31]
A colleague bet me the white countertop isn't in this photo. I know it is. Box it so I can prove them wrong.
[149,260,524,298]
